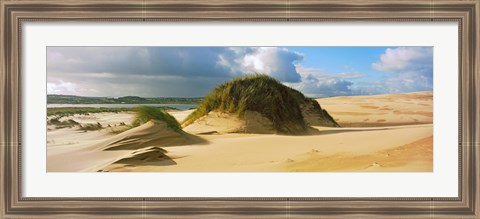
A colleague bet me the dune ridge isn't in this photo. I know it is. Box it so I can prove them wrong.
[99,146,176,172]
[94,120,206,151]
[317,91,433,127]
[47,91,433,172]
[183,75,338,135]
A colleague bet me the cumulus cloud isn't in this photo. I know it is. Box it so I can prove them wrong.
[47,47,304,96]
[285,66,362,97]
[372,47,433,93]
[240,47,303,82]
[285,47,433,97]
[47,46,433,97]
[294,75,354,97]
[372,47,432,72]
[47,80,78,95]
[216,47,303,82]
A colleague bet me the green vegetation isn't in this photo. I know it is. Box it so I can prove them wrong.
[47,95,202,104]
[47,117,80,129]
[47,107,174,118]
[47,116,106,131]
[132,106,181,131]
[48,107,131,117]
[301,98,340,127]
[108,125,132,134]
[183,74,334,134]
[79,122,103,131]
[46,106,181,133]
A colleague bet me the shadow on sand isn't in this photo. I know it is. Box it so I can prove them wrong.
[314,127,390,136]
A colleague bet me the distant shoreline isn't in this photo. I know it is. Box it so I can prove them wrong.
[47,91,432,105]
[47,94,202,105]
[47,103,198,110]
[46,105,197,117]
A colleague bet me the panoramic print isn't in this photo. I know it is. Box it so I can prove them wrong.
[47,46,433,172]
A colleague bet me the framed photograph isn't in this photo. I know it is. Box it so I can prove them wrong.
[1,0,479,218]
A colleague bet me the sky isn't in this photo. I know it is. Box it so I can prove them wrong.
[47,46,433,98]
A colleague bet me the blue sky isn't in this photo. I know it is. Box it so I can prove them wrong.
[47,46,433,98]
[291,47,388,73]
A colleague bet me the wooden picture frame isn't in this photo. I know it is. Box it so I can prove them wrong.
[1,0,479,218]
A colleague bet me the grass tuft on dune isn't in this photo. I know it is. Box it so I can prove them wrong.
[132,106,181,131]
[79,122,103,131]
[183,74,338,134]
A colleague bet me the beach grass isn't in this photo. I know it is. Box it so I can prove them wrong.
[79,122,103,131]
[132,106,181,131]
[47,117,80,129]
[183,74,322,134]
[47,106,175,118]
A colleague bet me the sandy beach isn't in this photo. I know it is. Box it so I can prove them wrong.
[47,91,433,172]
[318,91,432,127]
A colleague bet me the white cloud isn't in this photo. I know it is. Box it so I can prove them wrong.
[47,47,433,97]
[47,80,78,95]
[285,66,361,97]
[47,47,305,96]
[372,47,432,72]
[372,47,433,93]
[291,76,354,97]
[47,47,303,82]
[286,46,434,97]
[240,47,303,82]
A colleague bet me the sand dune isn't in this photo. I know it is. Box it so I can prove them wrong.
[317,91,432,127]
[171,109,195,122]
[99,146,177,172]
[47,113,202,172]
[94,120,206,151]
[47,127,130,172]
[48,121,432,172]
[183,111,247,134]
[183,111,278,134]
[99,124,432,172]
[286,135,432,172]
[48,111,136,127]
[47,91,433,172]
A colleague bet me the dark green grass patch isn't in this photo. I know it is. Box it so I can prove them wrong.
[183,74,327,134]
[132,106,181,131]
